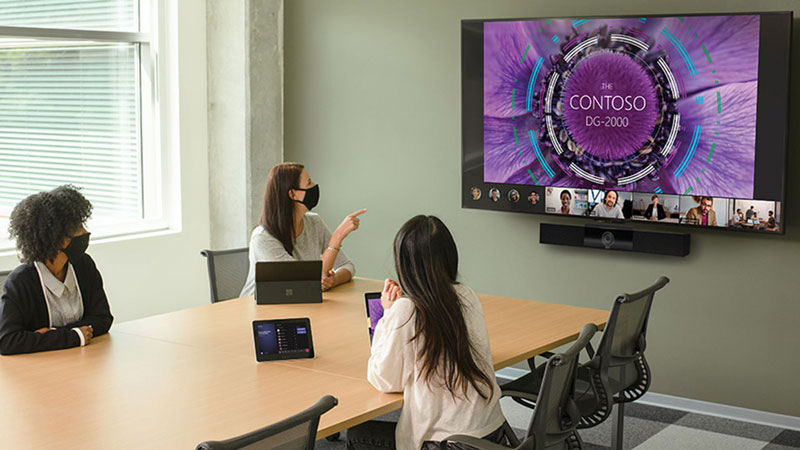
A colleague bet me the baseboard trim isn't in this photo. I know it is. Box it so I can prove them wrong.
[496,367,800,431]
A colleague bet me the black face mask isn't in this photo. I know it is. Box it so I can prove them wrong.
[293,184,320,211]
[63,233,90,264]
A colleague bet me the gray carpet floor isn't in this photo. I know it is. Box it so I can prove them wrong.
[315,398,800,449]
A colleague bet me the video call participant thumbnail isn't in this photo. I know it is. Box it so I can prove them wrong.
[545,187,591,216]
[644,195,666,221]
[590,190,624,219]
[558,190,572,214]
[685,196,717,226]
[470,187,481,200]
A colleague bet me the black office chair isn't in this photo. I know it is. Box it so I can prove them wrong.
[501,277,669,450]
[445,324,598,450]
[196,395,338,450]
[0,269,11,293]
[200,247,250,303]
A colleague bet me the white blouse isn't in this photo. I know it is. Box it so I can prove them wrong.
[367,284,506,450]
[34,262,87,346]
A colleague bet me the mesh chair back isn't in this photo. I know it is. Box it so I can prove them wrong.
[196,395,338,450]
[0,269,11,294]
[200,248,250,303]
[595,276,668,396]
[525,324,597,450]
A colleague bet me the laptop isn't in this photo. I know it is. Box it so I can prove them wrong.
[255,261,322,304]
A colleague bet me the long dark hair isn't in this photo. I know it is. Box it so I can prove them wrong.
[260,162,304,254]
[393,215,494,399]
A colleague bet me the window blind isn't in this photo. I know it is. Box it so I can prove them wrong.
[0,0,144,223]
[0,43,141,221]
[0,0,139,32]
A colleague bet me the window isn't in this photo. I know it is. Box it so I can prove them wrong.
[0,0,166,251]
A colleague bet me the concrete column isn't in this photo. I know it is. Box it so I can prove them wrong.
[247,0,284,230]
[207,0,283,249]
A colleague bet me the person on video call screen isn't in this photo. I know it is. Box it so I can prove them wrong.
[685,196,717,226]
[590,190,624,219]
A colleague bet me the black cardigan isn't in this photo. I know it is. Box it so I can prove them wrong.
[0,254,114,355]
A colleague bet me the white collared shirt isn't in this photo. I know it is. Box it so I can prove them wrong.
[34,262,87,346]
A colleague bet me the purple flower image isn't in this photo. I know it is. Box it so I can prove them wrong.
[367,298,384,334]
[483,15,760,198]
[562,52,659,159]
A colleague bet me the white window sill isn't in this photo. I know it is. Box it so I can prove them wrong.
[0,219,180,259]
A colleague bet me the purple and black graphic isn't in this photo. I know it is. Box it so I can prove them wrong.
[484,15,760,198]
[367,297,384,338]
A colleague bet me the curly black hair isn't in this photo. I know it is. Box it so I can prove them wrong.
[8,185,93,263]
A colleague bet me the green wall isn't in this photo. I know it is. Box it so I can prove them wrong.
[285,0,800,416]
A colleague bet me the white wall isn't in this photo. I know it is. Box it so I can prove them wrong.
[0,0,211,323]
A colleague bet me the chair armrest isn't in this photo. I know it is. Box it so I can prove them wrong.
[444,434,512,450]
[526,351,555,371]
[584,342,595,359]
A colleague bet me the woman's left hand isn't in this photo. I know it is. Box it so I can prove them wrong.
[381,279,401,309]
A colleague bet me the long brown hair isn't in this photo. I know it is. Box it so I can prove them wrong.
[393,215,494,399]
[260,162,304,254]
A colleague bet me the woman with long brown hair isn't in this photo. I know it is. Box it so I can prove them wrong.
[239,163,365,296]
[347,215,509,450]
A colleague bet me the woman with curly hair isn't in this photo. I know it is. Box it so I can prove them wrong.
[0,185,113,355]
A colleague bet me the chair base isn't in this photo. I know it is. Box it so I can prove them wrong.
[610,402,624,450]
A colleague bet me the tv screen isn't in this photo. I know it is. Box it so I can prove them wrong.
[462,12,791,234]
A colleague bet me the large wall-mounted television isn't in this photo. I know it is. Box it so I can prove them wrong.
[462,12,791,234]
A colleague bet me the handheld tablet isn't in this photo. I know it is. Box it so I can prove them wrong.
[364,292,384,343]
[252,318,315,362]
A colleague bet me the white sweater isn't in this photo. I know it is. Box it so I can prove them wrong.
[239,213,355,297]
[590,203,624,219]
[367,284,506,450]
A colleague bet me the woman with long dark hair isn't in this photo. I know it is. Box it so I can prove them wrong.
[239,163,365,296]
[347,215,509,450]
[0,185,113,355]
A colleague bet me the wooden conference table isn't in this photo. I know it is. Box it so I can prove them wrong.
[0,278,608,449]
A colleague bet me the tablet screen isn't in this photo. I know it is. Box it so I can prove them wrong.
[253,318,314,361]
[365,292,384,341]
